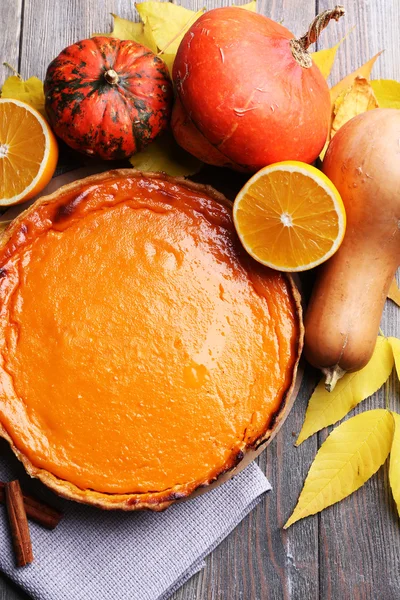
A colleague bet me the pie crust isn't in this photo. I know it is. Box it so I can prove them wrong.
[0,170,303,510]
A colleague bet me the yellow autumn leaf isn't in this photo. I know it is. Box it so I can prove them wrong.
[129,130,202,177]
[330,50,383,105]
[371,79,400,109]
[296,336,393,445]
[333,76,377,114]
[235,1,257,11]
[97,3,255,76]
[319,138,329,162]
[160,53,176,77]
[389,412,400,517]
[311,28,353,80]
[388,337,400,381]
[319,52,384,161]
[1,74,46,118]
[331,76,379,137]
[312,45,341,80]
[136,2,204,55]
[94,14,142,40]
[93,14,157,53]
[388,279,400,307]
[285,409,394,528]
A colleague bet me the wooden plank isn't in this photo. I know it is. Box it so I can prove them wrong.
[172,372,320,600]
[171,2,320,598]
[318,0,400,83]
[317,372,400,600]
[315,3,400,598]
[2,1,399,599]
[0,0,22,86]
[0,11,23,596]
[316,284,400,598]
[1,4,128,599]
[18,0,136,81]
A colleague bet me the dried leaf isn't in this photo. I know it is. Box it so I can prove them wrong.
[136,2,204,55]
[311,28,353,80]
[388,279,400,307]
[93,14,157,53]
[320,51,383,160]
[331,76,379,137]
[389,412,400,517]
[388,337,400,381]
[370,79,400,109]
[285,409,394,528]
[129,130,202,177]
[330,51,383,105]
[1,75,46,118]
[296,336,393,445]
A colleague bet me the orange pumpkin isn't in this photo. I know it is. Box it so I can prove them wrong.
[45,37,173,160]
[172,7,344,172]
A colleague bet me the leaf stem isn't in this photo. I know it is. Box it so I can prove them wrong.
[157,8,204,56]
[3,63,21,79]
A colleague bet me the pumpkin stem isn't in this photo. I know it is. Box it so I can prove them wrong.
[290,5,345,69]
[323,365,346,392]
[104,69,120,85]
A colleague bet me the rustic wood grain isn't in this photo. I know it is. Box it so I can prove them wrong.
[316,324,400,598]
[173,2,320,599]
[0,4,23,592]
[171,372,320,600]
[0,0,23,87]
[318,0,400,83]
[18,0,137,81]
[315,2,400,599]
[1,0,400,599]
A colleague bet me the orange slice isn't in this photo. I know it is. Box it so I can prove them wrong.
[233,161,346,272]
[0,99,58,206]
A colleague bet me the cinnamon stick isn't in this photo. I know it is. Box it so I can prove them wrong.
[5,480,34,567]
[0,481,62,530]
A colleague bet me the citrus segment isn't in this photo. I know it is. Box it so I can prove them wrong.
[0,99,58,205]
[233,161,346,272]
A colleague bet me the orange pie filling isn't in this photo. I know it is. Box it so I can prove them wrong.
[0,173,300,499]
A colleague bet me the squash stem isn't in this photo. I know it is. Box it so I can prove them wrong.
[323,365,346,392]
[104,69,119,85]
[290,5,345,68]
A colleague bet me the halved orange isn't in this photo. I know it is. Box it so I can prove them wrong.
[233,161,346,272]
[0,99,58,206]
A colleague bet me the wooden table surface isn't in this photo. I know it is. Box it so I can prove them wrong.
[1,0,400,598]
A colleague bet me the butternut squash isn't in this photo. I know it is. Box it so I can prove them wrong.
[304,108,400,390]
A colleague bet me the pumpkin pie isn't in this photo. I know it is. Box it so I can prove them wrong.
[0,170,303,510]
